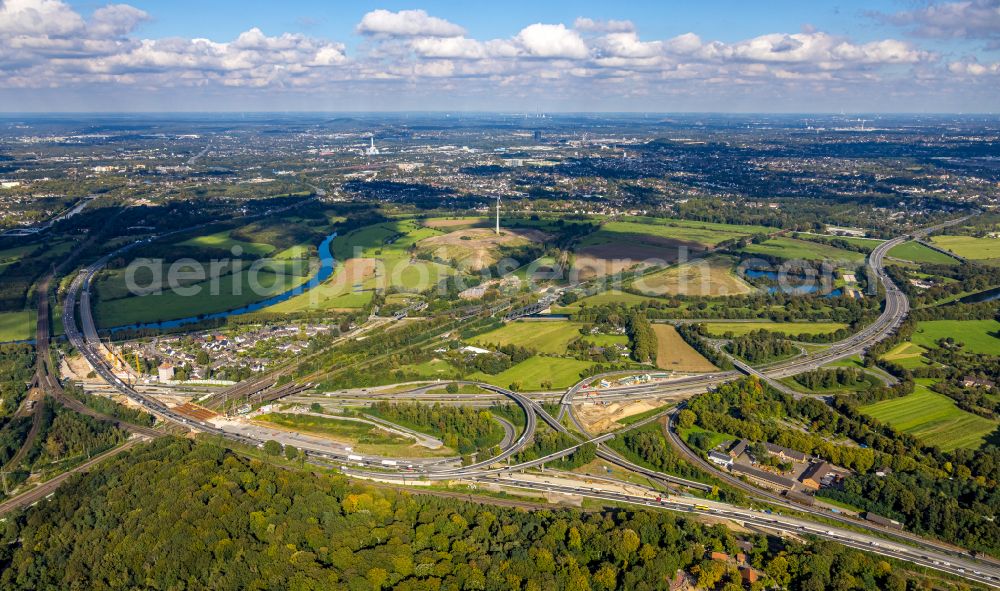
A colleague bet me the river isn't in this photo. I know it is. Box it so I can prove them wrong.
[108,231,338,332]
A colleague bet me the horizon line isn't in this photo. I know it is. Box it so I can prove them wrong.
[0,110,996,117]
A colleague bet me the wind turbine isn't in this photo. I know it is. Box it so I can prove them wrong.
[495,196,501,235]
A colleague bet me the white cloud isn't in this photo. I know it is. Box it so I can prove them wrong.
[411,36,488,59]
[948,59,1000,75]
[514,23,589,59]
[596,32,662,58]
[89,4,149,37]
[876,1,1000,41]
[573,17,635,33]
[84,29,347,82]
[0,0,347,88]
[357,9,464,38]
[0,0,85,36]
[685,32,929,67]
[0,3,991,110]
[663,33,703,55]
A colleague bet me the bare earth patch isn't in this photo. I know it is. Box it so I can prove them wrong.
[572,236,708,280]
[62,354,101,383]
[575,398,666,434]
[417,228,547,271]
[337,257,378,284]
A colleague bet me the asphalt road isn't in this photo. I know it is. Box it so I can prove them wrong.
[558,215,970,409]
[0,437,146,516]
[482,475,1000,588]
[60,213,999,587]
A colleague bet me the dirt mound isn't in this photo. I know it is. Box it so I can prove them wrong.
[416,228,547,271]
[576,399,666,434]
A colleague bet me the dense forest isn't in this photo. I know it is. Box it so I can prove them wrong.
[510,423,596,470]
[609,422,718,486]
[367,402,504,457]
[0,345,34,470]
[687,377,1000,555]
[793,368,871,391]
[63,381,155,427]
[626,312,656,363]
[0,344,33,417]
[726,331,796,364]
[0,438,970,590]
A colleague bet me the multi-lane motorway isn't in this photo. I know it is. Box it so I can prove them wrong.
[480,476,1000,588]
[559,215,969,412]
[56,214,1000,587]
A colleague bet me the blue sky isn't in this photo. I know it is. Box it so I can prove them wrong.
[86,1,865,44]
[2,0,998,112]
[70,0,995,55]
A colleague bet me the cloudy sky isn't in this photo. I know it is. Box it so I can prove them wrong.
[0,0,998,112]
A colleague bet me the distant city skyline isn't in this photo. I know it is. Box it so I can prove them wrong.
[0,0,998,113]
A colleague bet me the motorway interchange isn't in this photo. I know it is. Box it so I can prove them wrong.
[56,215,1000,588]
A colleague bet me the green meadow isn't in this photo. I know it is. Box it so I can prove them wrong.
[861,383,998,451]
[911,319,1000,355]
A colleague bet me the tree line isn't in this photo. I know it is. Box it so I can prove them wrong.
[688,377,1000,554]
[674,324,733,369]
[0,437,959,590]
[793,368,871,391]
[726,330,795,364]
[367,402,504,457]
[626,312,656,364]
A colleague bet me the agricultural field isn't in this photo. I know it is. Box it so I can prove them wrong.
[571,218,768,280]
[910,319,1000,355]
[177,230,275,256]
[741,236,865,263]
[422,216,487,229]
[880,342,933,369]
[95,264,310,327]
[271,219,454,312]
[651,324,717,372]
[95,257,311,302]
[0,309,35,342]
[632,256,754,296]
[555,290,664,312]
[607,218,772,245]
[91,215,333,325]
[580,333,629,348]
[860,383,998,451]
[887,241,959,265]
[469,356,596,390]
[930,235,1000,263]
[702,321,847,337]
[266,258,378,312]
[469,320,584,354]
[0,244,38,277]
